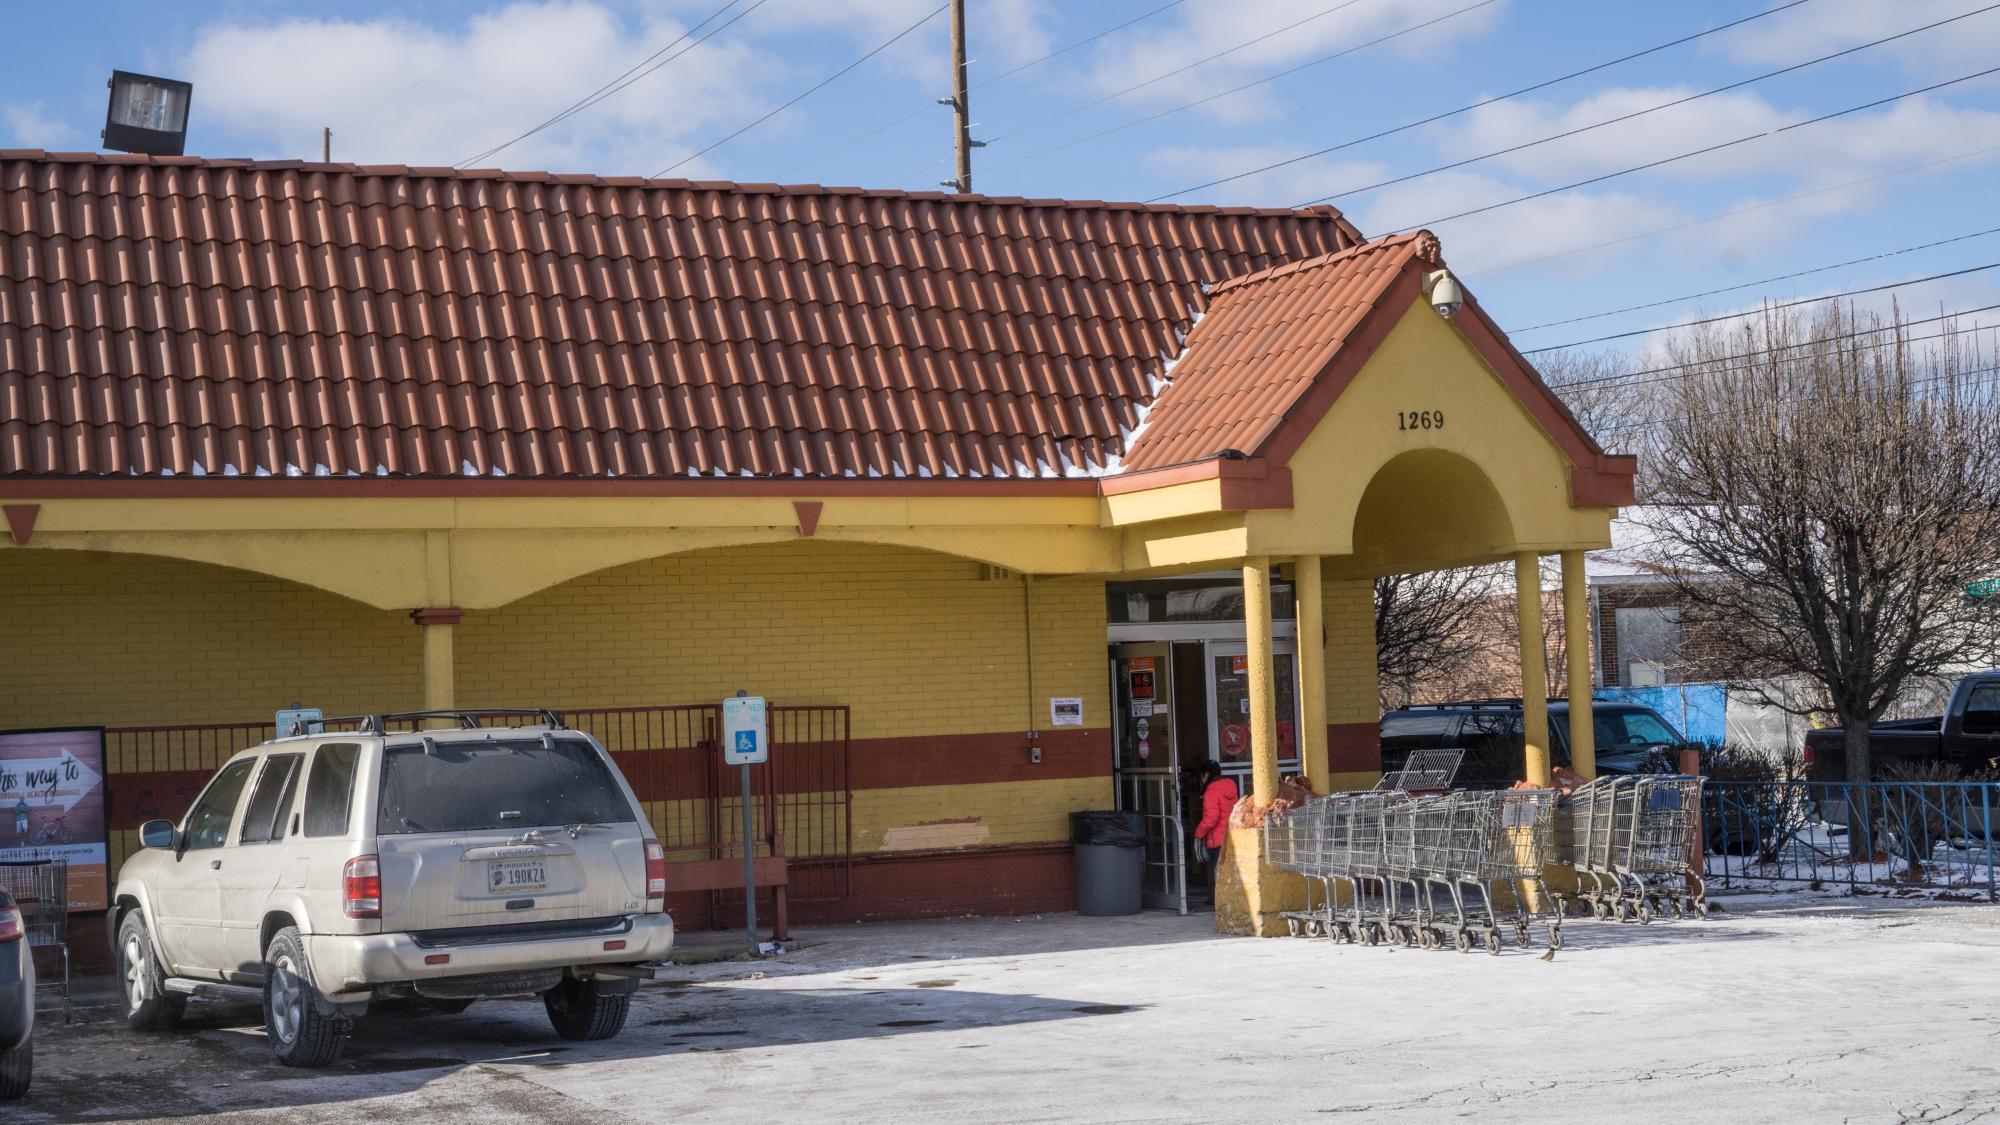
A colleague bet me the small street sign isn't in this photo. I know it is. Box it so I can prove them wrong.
[722,696,768,764]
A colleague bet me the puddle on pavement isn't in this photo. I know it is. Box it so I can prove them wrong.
[876,1019,943,1028]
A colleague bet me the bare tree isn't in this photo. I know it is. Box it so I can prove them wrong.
[1644,304,2000,790]
[1373,566,1503,708]
[1539,347,1659,499]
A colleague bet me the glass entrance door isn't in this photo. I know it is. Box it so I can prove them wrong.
[1205,639,1301,797]
[1110,643,1187,913]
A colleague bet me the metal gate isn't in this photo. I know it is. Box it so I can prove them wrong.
[103,702,854,914]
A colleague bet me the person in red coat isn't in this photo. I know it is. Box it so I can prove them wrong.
[1192,759,1238,905]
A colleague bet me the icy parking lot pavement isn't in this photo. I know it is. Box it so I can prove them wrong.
[16,893,2000,1123]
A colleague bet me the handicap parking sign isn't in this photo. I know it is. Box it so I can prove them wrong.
[722,696,768,765]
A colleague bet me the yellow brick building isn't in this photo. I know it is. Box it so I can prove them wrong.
[0,156,1631,932]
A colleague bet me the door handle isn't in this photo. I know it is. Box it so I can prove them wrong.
[209,859,222,870]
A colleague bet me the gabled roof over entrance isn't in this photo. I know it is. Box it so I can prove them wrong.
[1123,230,1635,507]
[0,152,1360,482]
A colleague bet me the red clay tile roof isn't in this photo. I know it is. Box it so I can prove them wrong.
[1122,232,1428,471]
[0,151,1362,480]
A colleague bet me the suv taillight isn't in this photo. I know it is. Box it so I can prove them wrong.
[645,839,666,909]
[0,904,20,943]
[344,854,382,919]
[1802,744,1814,766]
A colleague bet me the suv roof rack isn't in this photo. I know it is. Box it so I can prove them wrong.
[301,708,568,736]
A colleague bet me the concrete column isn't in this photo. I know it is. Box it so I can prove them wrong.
[1562,550,1596,779]
[1513,554,1551,786]
[1243,557,1279,807]
[410,607,462,712]
[1293,556,1330,793]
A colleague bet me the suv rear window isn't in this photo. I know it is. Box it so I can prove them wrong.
[376,737,636,835]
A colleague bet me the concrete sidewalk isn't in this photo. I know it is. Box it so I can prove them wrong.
[16,893,2000,1122]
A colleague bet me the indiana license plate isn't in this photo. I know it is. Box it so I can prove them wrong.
[489,859,548,894]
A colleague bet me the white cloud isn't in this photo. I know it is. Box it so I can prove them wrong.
[1717,0,2000,74]
[3,101,75,149]
[1431,84,2000,188]
[1143,144,1682,275]
[183,2,780,175]
[1080,0,1505,123]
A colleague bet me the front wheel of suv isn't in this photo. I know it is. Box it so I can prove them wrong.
[543,976,631,1041]
[117,912,186,1032]
[263,927,348,1067]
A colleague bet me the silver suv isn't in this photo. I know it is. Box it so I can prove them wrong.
[109,710,674,1067]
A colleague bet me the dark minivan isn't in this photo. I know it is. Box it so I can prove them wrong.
[1381,698,1689,786]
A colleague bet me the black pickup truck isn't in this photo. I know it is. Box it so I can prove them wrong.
[1805,671,2000,781]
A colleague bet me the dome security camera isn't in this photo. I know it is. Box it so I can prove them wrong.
[1423,269,1463,319]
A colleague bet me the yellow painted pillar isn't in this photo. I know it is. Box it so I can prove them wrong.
[1562,550,1596,779]
[1293,556,1330,793]
[1215,558,1309,937]
[410,608,461,712]
[1244,557,1279,806]
[1513,553,1551,786]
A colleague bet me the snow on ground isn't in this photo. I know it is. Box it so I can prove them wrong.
[19,893,2000,1123]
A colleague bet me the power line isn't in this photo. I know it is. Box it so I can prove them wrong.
[974,0,1500,180]
[1552,300,2000,391]
[654,4,948,179]
[894,0,1377,184]
[457,0,757,168]
[1383,60,2000,235]
[1477,141,2000,277]
[777,0,1191,179]
[1513,225,2000,335]
[1145,0,1812,204]
[1298,2,2000,209]
[337,6,537,134]
[1599,357,2000,434]
[1521,260,2000,354]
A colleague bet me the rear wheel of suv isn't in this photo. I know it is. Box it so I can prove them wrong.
[263,927,348,1067]
[0,1038,29,1100]
[543,976,630,1041]
[117,912,186,1032]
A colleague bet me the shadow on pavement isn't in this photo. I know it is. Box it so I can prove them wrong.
[669,910,1224,971]
[20,982,1130,1121]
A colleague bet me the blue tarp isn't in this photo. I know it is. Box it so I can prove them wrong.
[1596,683,1729,746]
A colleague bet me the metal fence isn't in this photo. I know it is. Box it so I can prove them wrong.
[1706,779,1999,899]
[104,701,854,908]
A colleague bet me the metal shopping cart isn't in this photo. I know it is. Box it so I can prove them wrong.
[0,859,69,1022]
[1376,749,1465,793]
[1556,776,1706,923]
[1376,792,1455,948]
[1471,789,1562,952]
[1614,776,1707,921]
[1264,796,1338,938]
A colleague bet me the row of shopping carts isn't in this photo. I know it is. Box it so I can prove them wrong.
[1263,770,1707,954]
[1555,775,1708,923]
[1266,787,1563,954]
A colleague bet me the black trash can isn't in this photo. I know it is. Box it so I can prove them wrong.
[1071,810,1144,916]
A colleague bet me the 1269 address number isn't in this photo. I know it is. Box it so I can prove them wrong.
[1397,410,1445,431]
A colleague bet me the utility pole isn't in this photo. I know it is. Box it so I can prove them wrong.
[948,0,971,192]
[321,126,331,163]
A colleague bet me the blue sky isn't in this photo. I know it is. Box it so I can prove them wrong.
[7,0,2000,366]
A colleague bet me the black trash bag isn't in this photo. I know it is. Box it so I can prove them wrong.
[1071,810,1144,847]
